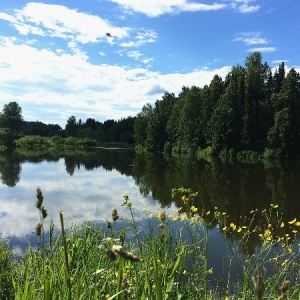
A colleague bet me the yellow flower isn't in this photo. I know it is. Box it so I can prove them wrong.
[222,212,227,216]
[222,226,227,231]
[157,211,166,220]
[280,222,284,228]
[182,196,189,203]
[237,227,242,233]
[270,203,278,208]
[288,218,297,225]
[214,206,218,210]
[206,210,211,215]
[208,268,213,274]
[181,214,186,221]
[183,270,187,275]
[281,259,288,266]
[190,206,198,212]
[250,210,254,214]
[178,207,183,212]
[295,222,300,227]
[142,207,146,211]
[173,216,178,221]
[292,230,298,234]
[264,229,272,236]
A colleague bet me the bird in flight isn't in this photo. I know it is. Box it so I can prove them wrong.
[106,33,112,37]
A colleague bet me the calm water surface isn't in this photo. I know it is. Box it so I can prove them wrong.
[0,148,299,286]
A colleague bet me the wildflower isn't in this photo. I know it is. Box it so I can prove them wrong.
[214,206,218,210]
[178,207,183,212]
[149,213,154,218]
[142,207,146,211]
[280,222,284,228]
[222,226,227,231]
[208,268,213,274]
[206,210,211,215]
[295,221,300,227]
[281,259,288,266]
[173,216,178,221]
[183,270,187,275]
[237,227,242,233]
[288,218,296,225]
[181,214,186,221]
[222,212,227,216]
[264,229,271,236]
[182,196,189,203]
[35,222,42,236]
[267,223,272,228]
[292,230,298,234]
[157,211,166,221]
[190,206,198,213]
[250,210,254,214]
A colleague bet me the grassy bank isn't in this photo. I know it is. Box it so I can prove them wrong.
[1,189,300,299]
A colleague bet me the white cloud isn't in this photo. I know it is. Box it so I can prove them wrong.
[120,29,157,47]
[0,37,231,125]
[247,47,277,53]
[230,0,260,13]
[5,2,129,43]
[271,60,289,64]
[109,0,226,17]
[233,32,268,46]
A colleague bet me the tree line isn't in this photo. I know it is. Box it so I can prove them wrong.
[134,52,300,158]
[0,102,135,148]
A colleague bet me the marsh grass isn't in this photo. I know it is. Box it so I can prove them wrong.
[1,188,300,299]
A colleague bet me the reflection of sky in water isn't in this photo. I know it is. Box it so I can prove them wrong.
[0,159,177,241]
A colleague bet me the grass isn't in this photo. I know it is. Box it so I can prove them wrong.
[0,188,300,299]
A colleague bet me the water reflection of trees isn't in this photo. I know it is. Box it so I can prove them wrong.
[132,154,300,254]
[0,149,135,185]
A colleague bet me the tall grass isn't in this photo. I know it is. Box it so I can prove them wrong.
[1,188,300,299]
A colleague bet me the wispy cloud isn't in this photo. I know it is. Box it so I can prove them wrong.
[108,0,226,17]
[247,47,277,53]
[233,32,268,46]
[229,0,260,13]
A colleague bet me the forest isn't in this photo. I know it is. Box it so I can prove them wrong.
[0,101,135,148]
[0,52,299,157]
[134,52,300,158]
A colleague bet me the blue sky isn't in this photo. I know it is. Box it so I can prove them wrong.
[0,0,299,127]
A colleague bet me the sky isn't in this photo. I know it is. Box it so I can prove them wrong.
[0,0,299,127]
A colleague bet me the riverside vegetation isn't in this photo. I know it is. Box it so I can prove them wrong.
[0,188,300,299]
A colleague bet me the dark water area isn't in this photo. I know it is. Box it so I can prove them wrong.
[0,148,299,288]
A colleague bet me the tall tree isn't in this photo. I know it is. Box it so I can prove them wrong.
[0,101,24,134]
[242,52,269,149]
[65,115,78,137]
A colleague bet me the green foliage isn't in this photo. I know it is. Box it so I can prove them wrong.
[0,101,24,134]
[133,52,300,158]
[0,241,14,300]
[0,128,14,148]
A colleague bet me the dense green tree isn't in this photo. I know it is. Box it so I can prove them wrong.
[0,128,14,148]
[134,103,154,149]
[242,52,269,149]
[0,101,23,134]
[65,115,78,137]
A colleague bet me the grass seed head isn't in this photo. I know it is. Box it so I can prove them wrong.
[35,222,42,236]
[41,206,48,219]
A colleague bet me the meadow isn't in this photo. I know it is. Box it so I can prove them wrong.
[1,188,300,299]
